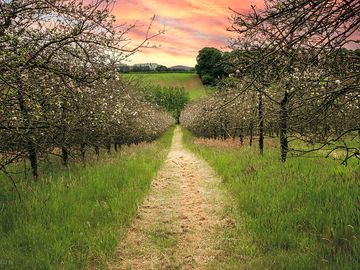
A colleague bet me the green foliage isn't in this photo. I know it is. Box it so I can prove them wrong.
[0,128,174,270]
[143,86,189,124]
[123,72,207,101]
[195,47,226,85]
[182,128,360,270]
[201,74,216,86]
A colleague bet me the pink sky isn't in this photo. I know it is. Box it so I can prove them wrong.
[113,0,263,67]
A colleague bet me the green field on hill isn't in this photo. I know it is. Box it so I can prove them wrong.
[122,73,207,101]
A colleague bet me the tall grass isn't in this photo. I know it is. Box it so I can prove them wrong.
[0,128,174,269]
[182,128,359,270]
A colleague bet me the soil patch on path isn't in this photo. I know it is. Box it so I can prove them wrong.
[109,127,226,270]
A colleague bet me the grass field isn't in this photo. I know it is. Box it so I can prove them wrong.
[182,128,360,270]
[122,73,208,101]
[0,128,174,270]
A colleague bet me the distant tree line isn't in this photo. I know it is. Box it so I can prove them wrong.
[118,65,195,73]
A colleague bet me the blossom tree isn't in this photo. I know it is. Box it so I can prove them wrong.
[0,0,169,179]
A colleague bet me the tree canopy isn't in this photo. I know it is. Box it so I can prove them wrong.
[195,47,226,85]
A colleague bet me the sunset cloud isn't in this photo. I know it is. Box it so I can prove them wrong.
[113,0,263,67]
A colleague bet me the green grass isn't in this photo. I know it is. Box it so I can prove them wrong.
[182,128,360,270]
[0,128,174,270]
[148,228,178,249]
[122,73,207,101]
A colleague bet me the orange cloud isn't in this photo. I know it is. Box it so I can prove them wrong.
[113,0,264,67]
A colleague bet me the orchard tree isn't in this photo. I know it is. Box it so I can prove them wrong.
[0,0,167,179]
[184,0,359,164]
[228,0,360,162]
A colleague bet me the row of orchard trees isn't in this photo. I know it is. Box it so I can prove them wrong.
[0,0,173,179]
[182,0,360,163]
[181,81,277,153]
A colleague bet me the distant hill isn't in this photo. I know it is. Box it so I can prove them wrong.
[118,63,194,73]
[169,65,193,71]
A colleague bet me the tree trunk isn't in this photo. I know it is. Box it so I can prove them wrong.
[220,115,228,140]
[280,92,289,162]
[62,147,69,166]
[258,93,264,155]
[107,143,111,154]
[114,143,118,152]
[95,146,100,157]
[28,144,38,179]
[61,98,69,166]
[221,124,226,139]
[239,127,244,145]
[16,77,38,179]
[249,122,254,146]
[80,143,86,162]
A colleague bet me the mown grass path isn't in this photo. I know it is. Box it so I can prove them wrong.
[110,127,225,270]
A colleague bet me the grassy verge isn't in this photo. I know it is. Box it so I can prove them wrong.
[122,73,207,101]
[0,128,174,270]
[182,128,359,270]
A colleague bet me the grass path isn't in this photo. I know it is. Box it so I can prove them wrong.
[110,127,226,270]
